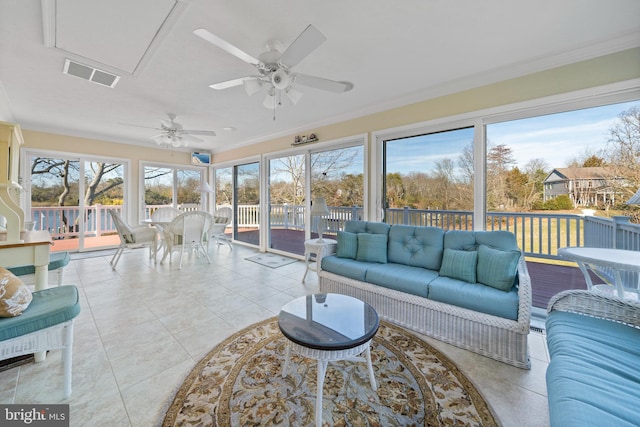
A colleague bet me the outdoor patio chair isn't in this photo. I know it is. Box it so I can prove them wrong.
[208,206,233,251]
[161,211,213,269]
[109,210,157,270]
[151,206,181,222]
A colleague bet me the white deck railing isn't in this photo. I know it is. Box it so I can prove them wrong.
[30,204,639,260]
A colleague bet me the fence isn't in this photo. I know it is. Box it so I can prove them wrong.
[30,204,640,261]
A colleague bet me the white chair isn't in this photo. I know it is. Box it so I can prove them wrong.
[150,207,181,257]
[109,210,157,270]
[178,203,200,212]
[161,211,213,269]
[151,206,181,222]
[209,206,233,251]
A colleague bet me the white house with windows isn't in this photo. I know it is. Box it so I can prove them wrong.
[542,167,623,207]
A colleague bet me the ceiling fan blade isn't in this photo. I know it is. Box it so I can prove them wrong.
[294,74,354,93]
[119,122,161,131]
[183,130,216,137]
[279,25,327,68]
[194,28,261,66]
[209,77,253,90]
[181,134,204,144]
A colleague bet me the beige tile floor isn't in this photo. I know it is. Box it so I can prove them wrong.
[0,245,550,426]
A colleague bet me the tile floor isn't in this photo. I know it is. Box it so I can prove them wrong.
[0,245,550,426]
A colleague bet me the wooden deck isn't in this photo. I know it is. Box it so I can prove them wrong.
[49,228,591,310]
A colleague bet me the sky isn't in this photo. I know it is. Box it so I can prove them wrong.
[386,99,640,175]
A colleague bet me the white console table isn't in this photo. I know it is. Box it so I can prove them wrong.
[0,230,51,291]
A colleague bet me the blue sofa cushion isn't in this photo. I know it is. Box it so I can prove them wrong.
[476,244,520,291]
[344,220,390,235]
[428,276,519,320]
[336,231,358,259]
[7,251,71,276]
[387,225,444,270]
[365,263,437,298]
[321,255,370,282]
[439,249,477,283]
[356,233,388,264]
[443,230,477,251]
[0,285,81,341]
[546,311,640,427]
[475,230,519,251]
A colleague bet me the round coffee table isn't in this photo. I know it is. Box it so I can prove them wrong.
[278,293,379,427]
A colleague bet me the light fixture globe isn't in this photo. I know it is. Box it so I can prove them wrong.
[271,69,291,90]
[263,89,277,109]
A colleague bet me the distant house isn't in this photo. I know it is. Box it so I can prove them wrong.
[543,167,623,207]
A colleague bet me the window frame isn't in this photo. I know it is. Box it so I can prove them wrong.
[372,79,640,229]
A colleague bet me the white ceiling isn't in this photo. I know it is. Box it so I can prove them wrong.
[1,0,639,154]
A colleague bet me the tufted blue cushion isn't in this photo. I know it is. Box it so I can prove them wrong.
[336,231,358,259]
[387,225,444,270]
[439,248,477,283]
[476,244,520,291]
[356,233,388,263]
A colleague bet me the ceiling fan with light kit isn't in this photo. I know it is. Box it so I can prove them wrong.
[120,113,216,147]
[194,24,353,111]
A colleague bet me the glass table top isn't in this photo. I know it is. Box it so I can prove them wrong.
[278,293,379,351]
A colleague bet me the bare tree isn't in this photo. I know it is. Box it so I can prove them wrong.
[486,143,515,210]
[605,106,640,202]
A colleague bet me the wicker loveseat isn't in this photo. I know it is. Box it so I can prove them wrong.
[319,221,532,369]
[546,290,640,427]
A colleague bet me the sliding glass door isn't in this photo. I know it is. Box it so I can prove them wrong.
[28,153,126,252]
[267,143,365,256]
[268,154,306,253]
[310,145,364,240]
[234,162,260,245]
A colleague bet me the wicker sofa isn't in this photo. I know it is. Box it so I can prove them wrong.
[319,221,532,369]
[546,290,640,427]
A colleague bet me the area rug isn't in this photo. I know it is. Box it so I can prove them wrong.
[245,253,298,268]
[163,318,498,426]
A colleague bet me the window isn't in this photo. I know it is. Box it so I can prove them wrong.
[26,152,126,252]
[142,164,204,218]
[383,127,474,228]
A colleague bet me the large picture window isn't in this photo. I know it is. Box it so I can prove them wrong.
[383,127,474,228]
[379,97,640,311]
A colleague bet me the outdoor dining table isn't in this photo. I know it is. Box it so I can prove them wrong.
[558,246,640,301]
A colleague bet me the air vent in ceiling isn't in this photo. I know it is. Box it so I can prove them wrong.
[63,59,120,88]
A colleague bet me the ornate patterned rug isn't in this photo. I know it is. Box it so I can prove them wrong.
[163,317,498,426]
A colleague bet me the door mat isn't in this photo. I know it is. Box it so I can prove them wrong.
[245,253,298,268]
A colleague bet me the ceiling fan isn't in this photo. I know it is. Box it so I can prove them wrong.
[194,25,353,110]
[121,113,216,147]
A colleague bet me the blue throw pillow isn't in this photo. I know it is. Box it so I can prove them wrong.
[356,233,388,263]
[439,248,477,283]
[476,244,521,291]
[336,231,358,259]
